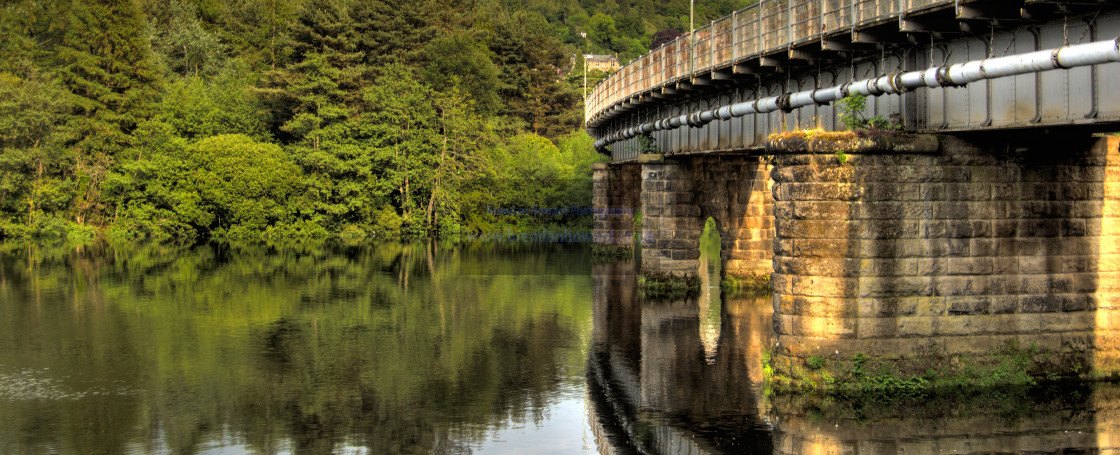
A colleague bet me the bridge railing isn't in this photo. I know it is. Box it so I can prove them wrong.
[584,0,961,124]
[823,0,852,30]
[760,1,787,53]
[855,0,897,25]
[906,0,955,12]
[791,0,822,46]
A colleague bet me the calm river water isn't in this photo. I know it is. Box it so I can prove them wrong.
[1,241,1120,454]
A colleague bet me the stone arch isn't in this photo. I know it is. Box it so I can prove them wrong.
[631,154,774,281]
[691,155,775,282]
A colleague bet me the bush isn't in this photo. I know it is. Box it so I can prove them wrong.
[372,205,403,239]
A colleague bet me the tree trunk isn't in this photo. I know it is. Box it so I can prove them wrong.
[427,122,448,231]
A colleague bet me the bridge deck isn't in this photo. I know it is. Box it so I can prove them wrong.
[585,0,1113,127]
[587,0,1119,163]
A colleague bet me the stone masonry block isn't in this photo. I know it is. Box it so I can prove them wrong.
[792,276,859,298]
[858,276,934,298]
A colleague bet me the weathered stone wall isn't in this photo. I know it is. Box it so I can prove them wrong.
[769,134,1120,375]
[639,160,703,276]
[638,156,775,279]
[592,163,641,246]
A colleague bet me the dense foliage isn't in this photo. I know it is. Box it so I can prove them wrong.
[0,0,749,243]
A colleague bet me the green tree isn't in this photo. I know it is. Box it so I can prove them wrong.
[52,0,161,225]
[207,0,302,71]
[155,62,270,141]
[351,0,436,68]
[587,13,617,49]
[183,134,306,241]
[424,87,495,233]
[143,0,224,77]
[0,71,79,240]
[279,50,369,233]
[487,10,581,139]
[361,64,440,235]
[281,53,349,152]
[423,31,502,117]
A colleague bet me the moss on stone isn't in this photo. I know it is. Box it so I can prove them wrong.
[766,379,1098,427]
[591,244,633,262]
[764,339,1095,400]
[721,272,770,293]
[638,272,700,298]
[765,129,938,155]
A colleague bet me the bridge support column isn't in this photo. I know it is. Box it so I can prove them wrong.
[592,163,640,247]
[640,157,702,278]
[768,133,1120,384]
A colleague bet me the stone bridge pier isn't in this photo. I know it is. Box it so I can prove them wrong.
[767,133,1120,377]
[592,163,641,248]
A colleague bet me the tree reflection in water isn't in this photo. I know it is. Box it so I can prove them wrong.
[0,241,593,454]
[5,241,1120,454]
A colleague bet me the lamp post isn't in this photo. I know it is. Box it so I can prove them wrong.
[689,0,695,78]
[580,32,588,100]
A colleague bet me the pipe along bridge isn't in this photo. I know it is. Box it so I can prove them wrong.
[589,1,1120,385]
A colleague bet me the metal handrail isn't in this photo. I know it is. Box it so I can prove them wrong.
[822,0,852,32]
[760,1,788,55]
[790,0,822,45]
[584,0,960,123]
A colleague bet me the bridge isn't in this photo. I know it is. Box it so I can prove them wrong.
[587,1,1120,383]
[587,0,1119,158]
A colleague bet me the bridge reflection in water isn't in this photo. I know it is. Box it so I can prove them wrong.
[586,258,1120,454]
[587,260,775,454]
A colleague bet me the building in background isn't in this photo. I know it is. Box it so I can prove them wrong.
[571,54,621,74]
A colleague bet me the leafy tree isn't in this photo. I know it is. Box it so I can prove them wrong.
[0,71,78,240]
[101,121,197,242]
[183,134,306,240]
[351,0,436,68]
[487,10,580,139]
[281,53,349,151]
[616,15,645,37]
[587,13,617,49]
[422,31,502,117]
[0,1,50,75]
[424,87,495,232]
[52,0,161,225]
[143,0,224,77]
[651,28,683,48]
[288,0,358,65]
[361,64,440,235]
[155,61,270,141]
[0,0,627,242]
[279,45,368,233]
[206,0,303,71]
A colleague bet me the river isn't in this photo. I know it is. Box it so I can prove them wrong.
[1,241,1118,454]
